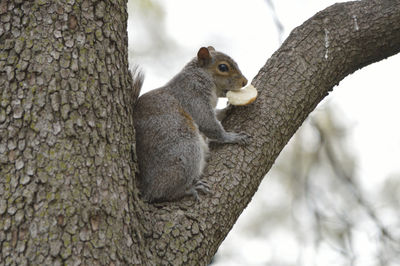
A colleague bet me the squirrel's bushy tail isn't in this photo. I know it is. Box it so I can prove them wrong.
[131,65,144,106]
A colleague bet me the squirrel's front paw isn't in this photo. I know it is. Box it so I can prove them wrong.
[236,132,251,145]
[226,131,251,145]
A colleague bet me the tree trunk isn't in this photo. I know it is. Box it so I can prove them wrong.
[0,0,146,265]
[1,0,399,265]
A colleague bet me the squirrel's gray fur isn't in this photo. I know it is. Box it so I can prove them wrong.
[133,46,249,203]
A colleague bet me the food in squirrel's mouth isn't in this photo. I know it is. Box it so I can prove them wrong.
[227,84,258,106]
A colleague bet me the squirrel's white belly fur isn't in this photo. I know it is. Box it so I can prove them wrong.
[197,133,209,178]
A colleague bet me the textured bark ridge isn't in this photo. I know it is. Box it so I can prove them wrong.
[0,0,400,265]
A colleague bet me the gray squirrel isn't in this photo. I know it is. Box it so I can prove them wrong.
[133,46,250,203]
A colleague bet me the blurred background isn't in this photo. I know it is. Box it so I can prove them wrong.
[127,1,400,265]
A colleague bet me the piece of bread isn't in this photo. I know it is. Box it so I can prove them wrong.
[227,84,258,106]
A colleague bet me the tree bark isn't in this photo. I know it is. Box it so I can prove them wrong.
[0,0,399,265]
[0,0,146,265]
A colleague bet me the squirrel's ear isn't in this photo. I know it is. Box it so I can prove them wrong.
[197,47,211,66]
[207,46,215,52]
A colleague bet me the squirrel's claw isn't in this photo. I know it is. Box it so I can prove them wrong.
[237,132,252,145]
[186,180,212,202]
[195,180,211,194]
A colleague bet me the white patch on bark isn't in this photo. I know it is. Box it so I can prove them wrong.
[324,28,330,60]
[352,15,359,31]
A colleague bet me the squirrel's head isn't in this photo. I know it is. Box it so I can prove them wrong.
[197,46,248,97]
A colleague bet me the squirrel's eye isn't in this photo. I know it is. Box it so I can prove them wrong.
[218,64,229,72]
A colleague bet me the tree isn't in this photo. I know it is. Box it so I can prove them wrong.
[1,0,399,264]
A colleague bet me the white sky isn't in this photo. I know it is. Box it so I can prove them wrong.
[128,0,400,264]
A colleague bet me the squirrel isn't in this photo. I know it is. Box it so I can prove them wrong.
[133,46,250,203]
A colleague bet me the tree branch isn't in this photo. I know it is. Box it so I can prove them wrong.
[139,0,400,263]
